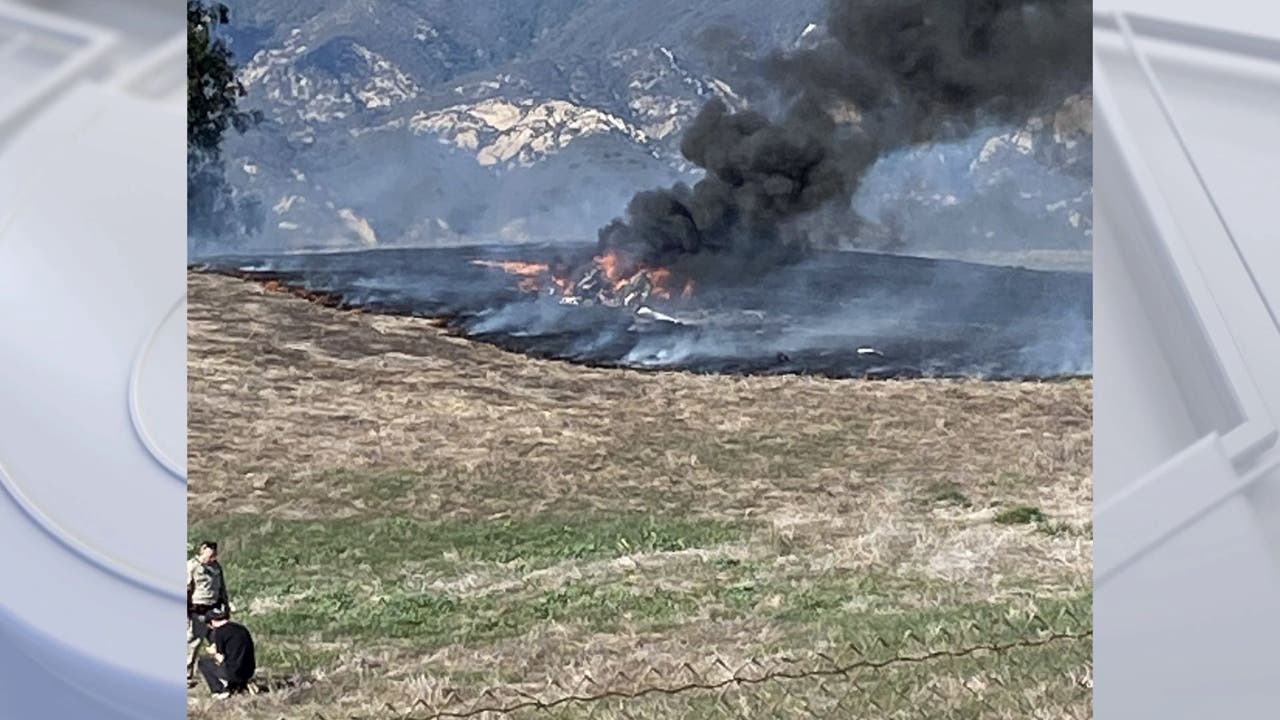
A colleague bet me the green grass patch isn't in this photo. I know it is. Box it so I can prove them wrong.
[920,481,974,508]
[235,579,704,647]
[191,512,745,576]
[189,511,1089,686]
[230,561,1089,676]
[188,512,747,653]
[788,590,1092,649]
[994,505,1048,525]
[252,643,341,677]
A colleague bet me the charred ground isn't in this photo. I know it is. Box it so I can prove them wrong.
[187,271,1090,719]
[198,244,1092,380]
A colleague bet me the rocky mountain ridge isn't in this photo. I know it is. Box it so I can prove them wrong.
[205,0,1092,270]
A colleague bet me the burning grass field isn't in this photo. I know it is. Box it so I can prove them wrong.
[200,244,1092,381]
[187,270,1092,719]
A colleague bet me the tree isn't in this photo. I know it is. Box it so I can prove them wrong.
[188,1,262,242]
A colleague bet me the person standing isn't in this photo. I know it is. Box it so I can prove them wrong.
[187,540,230,682]
[197,608,256,698]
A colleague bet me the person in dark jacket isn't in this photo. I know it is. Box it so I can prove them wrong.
[197,607,256,698]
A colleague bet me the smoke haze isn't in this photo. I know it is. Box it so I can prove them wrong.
[597,0,1091,267]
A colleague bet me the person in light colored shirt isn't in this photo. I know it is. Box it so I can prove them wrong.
[186,540,230,682]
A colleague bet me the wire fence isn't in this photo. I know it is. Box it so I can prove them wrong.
[294,611,1092,720]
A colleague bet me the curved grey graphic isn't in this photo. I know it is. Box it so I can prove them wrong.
[128,293,188,482]
[0,596,181,720]
[0,5,187,713]
[0,292,187,598]
[0,461,181,600]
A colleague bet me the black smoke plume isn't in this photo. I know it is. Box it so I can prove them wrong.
[596,0,1091,268]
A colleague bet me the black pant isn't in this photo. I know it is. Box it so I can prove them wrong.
[197,656,248,695]
[189,604,216,641]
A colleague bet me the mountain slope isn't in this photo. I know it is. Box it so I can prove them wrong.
[205,0,1092,269]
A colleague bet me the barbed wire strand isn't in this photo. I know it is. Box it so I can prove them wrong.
[290,629,1090,720]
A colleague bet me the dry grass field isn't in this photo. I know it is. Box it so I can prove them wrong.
[187,271,1092,719]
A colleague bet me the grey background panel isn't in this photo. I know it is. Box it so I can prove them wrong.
[1095,1,1280,717]
[0,1,185,718]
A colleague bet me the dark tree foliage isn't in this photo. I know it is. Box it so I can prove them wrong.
[188,1,263,240]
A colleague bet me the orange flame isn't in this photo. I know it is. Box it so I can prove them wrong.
[472,259,554,293]
[471,259,550,277]
[472,252,696,302]
[594,251,629,290]
[646,268,672,299]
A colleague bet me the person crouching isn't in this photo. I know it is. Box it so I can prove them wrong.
[197,607,256,699]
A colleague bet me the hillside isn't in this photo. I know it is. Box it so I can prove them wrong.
[202,0,1092,269]
[187,271,1091,718]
